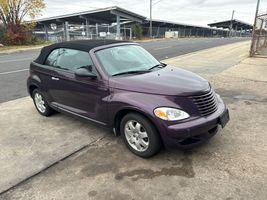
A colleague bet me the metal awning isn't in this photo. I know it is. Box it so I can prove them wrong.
[144,19,214,29]
[36,6,146,25]
[208,19,253,30]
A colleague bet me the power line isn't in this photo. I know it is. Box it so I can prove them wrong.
[153,0,164,6]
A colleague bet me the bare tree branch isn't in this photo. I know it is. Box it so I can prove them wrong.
[0,0,45,27]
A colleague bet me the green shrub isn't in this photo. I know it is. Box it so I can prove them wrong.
[133,24,143,39]
[3,24,32,45]
[31,35,46,45]
[0,25,6,44]
[0,23,47,45]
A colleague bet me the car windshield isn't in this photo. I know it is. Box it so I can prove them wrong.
[95,45,162,76]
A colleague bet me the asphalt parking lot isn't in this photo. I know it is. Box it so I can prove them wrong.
[0,41,266,200]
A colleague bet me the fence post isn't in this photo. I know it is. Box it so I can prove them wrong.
[256,19,264,51]
[64,21,70,41]
[129,28,132,40]
[156,26,160,38]
[124,24,126,40]
[96,23,98,39]
[85,18,90,38]
[116,15,120,40]
[44,24,48,41]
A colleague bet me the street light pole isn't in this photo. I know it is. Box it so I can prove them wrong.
[150,0,152,38]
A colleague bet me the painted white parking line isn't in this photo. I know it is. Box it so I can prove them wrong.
[0,69,28,75]
[0,57,33,64]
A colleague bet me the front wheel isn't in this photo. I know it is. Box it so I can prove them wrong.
[120,113,162,158]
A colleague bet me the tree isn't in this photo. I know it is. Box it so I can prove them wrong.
[133,24,143,40]
[0,0,45,27]
[0,0,45,45]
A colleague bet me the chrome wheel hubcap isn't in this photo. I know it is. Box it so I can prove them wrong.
[34,93,46,113]
[124,120,149,152]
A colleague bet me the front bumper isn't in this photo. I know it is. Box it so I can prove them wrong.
[159,97,229,149]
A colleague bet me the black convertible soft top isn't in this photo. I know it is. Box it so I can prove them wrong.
[34,39,131,64]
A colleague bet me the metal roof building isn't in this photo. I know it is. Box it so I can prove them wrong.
[36,6,146,24]
[208,19,253,37]
[141,19,229,38]
[208,19,253,31]
[33,6,250,41]
[35,6,146,41]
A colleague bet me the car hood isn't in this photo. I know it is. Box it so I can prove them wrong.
[109,66,210,96]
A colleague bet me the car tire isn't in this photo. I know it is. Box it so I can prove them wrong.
[120,113,162,158]
[32,89,54,117]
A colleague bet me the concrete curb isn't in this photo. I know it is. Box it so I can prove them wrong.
[0,45,47,55]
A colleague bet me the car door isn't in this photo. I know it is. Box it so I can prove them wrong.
[44,48,109,124]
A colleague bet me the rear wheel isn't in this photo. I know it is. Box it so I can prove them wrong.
[120,113,162,158]
[32,89,54,116]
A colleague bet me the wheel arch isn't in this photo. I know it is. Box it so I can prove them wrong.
[113,107,162,141]
[28,84,38,97]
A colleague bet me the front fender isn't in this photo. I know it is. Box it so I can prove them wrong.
[108,89,187,134]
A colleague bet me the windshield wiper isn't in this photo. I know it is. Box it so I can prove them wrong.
[78,65,92,70]
[149,63,167,70]
[112,70,150,77]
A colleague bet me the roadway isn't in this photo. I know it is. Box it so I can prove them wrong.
[0,37,249,103]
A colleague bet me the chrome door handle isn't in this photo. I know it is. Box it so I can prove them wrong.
[51,77,59,81]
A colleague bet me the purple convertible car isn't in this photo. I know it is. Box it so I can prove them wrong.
[27,40,229,158]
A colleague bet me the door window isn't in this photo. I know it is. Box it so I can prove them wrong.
[45,48,59,67]
[45,48,93,72]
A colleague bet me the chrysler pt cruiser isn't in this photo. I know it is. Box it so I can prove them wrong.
[27,40,229,158]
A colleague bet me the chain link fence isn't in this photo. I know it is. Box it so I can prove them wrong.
[250,12,267,56]
[33,23,132,42]
[33,22,250,43]
[141,26,230,38]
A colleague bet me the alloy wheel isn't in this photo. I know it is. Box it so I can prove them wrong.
[124,120,149,152]
[34,92,46,113]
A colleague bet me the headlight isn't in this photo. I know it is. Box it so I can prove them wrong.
[154,107,190,121]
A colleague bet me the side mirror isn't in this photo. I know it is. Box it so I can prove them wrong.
[75,68,97,79]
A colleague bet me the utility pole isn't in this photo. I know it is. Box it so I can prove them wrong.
[229,10,235,37]
[149,0,163,38]
[150,0,152,38]
[250,0,261,56]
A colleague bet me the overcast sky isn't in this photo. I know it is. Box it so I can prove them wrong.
[41,0,267,26]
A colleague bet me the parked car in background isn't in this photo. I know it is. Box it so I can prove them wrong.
[27,40,229,158]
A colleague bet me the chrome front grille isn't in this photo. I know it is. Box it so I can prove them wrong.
[190,89,218,117]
